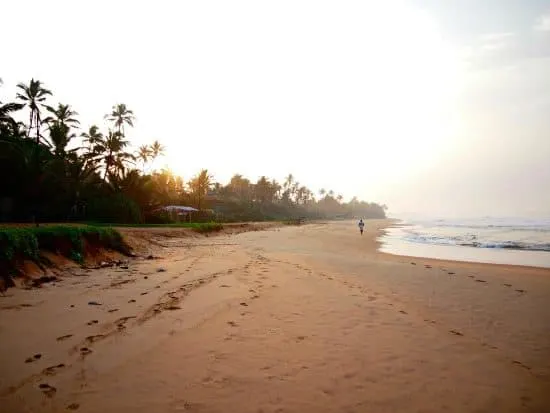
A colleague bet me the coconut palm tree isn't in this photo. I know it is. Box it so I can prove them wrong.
[89,129,132,180]
[44,103,79,127]
[284,173,294,191]
[188,169,212,209]
[47,121,77,156]
[319,188,326,198]
[81,125,104,148]
[0,101,24,136]
[1,78,24,135]
[149,139,165,161]
[137,144,152,172]
[103,130,134,179]
[105,103,134,137]
[16,79,52,144]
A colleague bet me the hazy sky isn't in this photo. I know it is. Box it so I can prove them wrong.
[2,0,549,218]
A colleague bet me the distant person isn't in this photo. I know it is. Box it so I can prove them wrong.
[358,219,365,235]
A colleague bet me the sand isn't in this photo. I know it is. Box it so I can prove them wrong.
[1,220,549,412]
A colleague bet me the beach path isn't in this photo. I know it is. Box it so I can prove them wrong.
[1,220,549,412]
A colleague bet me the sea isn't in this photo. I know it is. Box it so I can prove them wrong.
[379,217,550,268]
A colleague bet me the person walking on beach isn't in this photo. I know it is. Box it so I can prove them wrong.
[358,219,365,235]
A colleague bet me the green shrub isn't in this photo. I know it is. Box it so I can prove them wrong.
[86,193,143,224]
[0,225,131,270]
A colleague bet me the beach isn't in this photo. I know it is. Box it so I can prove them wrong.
[1,220,550,412]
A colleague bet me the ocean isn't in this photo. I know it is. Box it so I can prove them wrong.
[379,217,550,268]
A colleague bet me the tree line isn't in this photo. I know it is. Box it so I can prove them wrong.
[1,78,387,223]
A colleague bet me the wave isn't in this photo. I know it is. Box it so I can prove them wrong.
[402,232,550,252]
[410,218,550,232]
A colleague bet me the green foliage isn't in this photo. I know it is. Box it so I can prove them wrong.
[87,193,143,224]
[0,225,129,270]
[90,222,223,233]
[1,77,388,226]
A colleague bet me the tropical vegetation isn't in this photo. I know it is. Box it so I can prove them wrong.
[0,78,387,224]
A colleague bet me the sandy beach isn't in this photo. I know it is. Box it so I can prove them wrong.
[1,220,549,413]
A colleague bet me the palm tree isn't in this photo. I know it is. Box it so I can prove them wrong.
[284,173,294,191]
[319,188,326,198]
[89,129,133,180]
[337,194,344,203]
[0,101,24,136]
[105,103,134,137]
[103,130,134,179]
[48,121,77,156]
[81,125,104,148]
[188,169,212,209]
[16,79,52,144]
[44,103,79,127]
[1,77,24,135]
[137,144,152,172]
[149,140,165,161]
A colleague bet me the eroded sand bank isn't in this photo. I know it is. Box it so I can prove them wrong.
[1,220,549,412]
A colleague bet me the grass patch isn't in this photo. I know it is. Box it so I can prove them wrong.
[282,218,306,225]
[88,222,224,233]
[0,225,130,274]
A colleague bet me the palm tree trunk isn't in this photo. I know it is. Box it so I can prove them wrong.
[28,111,33,139]
[35,113,40,145]
[104,151,112,181]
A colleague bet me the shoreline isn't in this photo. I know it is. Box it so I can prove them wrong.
[377,219,550,271]
[1,219,549,412]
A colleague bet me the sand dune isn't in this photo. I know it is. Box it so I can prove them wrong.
[1,220,549,412]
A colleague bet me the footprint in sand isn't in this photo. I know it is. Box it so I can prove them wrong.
[56,334,73,342]
[450,330,464,336]
[66,403,80,410]
[368,296,377,302]
[516,289,526,294]
[80,347,92,356]
[108,309,119,313]
[447,272,456,275]
[475,279,487,283]
[503,283,512,287]
[240,302,248,307]
[227,321,238,327]
[85,335,104,343]
[25,354,42,363]
[128,299,136,303]
[251,295,260,299]
[38,383,56,398]
[399,310,408,314]
[410,262,416,265]
[512,360,531,370]
[140,292,148,296]
[42,363,65,376]
[86,320,99,326]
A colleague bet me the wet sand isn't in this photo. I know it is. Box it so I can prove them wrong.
[1,220,549,412]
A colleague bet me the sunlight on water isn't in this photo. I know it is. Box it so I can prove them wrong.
[379,218,550,268]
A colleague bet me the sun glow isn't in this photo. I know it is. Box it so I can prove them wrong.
[2,0,465,199]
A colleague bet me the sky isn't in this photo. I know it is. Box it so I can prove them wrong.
[2,0,549,218]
